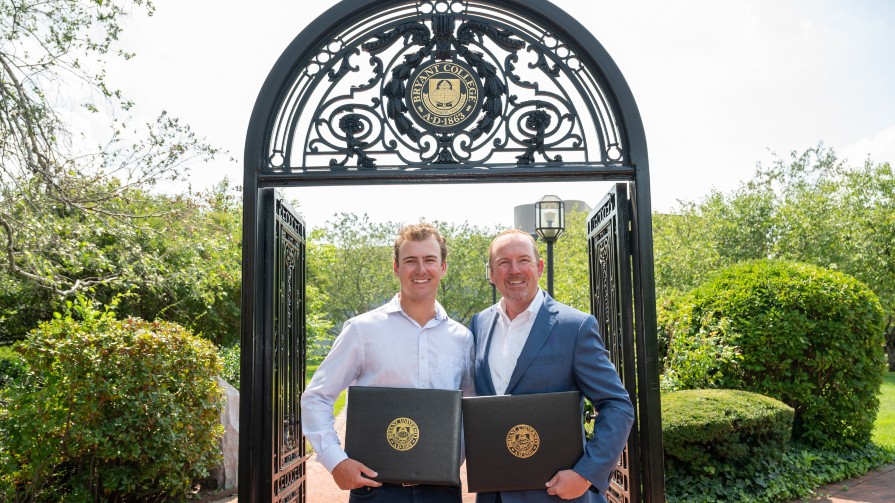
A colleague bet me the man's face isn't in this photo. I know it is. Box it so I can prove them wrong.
[393,236,446,303]
[489,234,544,305]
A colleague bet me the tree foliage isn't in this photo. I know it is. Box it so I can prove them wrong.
[654,145,895,369]
[433,220,495,325]
[308,213,397,328]
[0,0,217,296]
[545,210,590,312]
[308,214,497,356]
[0,180,243,346]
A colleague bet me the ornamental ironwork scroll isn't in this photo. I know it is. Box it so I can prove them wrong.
[264,0,627,173]
[273,199,308,503]
[588,185,639,503]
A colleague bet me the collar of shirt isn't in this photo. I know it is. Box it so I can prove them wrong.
[496,288,545,325]
[383,293,447,328]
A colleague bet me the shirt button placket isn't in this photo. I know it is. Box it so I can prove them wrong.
[418,327,429,388]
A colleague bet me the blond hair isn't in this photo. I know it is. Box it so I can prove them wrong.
[393,223,448,262]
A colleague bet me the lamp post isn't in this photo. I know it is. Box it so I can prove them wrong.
[485,262,496,304]
[535,195,565,297]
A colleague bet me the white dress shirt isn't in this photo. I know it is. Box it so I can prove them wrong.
[301,294,475,472]
[488,289,545,395]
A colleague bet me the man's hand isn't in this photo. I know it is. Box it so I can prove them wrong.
[331,458,382,490]
[545,469,591,500]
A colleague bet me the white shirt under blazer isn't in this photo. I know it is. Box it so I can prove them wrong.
[488,289,545,395]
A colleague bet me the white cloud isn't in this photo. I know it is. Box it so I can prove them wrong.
[842,124,895,165]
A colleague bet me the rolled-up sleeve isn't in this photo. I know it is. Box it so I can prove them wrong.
[300,320,363,472]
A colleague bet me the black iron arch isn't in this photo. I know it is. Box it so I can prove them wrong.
[244,0,649,184]
[241,1,663,501]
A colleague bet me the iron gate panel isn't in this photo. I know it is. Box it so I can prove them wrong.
[588,183,639,503]
[259,189,309,502]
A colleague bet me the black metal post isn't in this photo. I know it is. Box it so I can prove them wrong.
[487,262,497,304]
[546,238,555,297]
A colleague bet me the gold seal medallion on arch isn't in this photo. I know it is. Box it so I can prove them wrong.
[406,60,483,133]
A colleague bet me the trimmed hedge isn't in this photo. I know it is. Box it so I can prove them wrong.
[662,388,895,502]
[663,389,794,477]
[0,304,224,501]
[663,260,886,448]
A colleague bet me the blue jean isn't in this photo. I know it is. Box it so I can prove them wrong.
[348,484,462,502]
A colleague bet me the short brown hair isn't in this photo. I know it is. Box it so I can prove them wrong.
[394,223,448,263]
[488,228,541,265]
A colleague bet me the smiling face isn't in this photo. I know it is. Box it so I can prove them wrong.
[489,232,544,318]
[393,236,446,306]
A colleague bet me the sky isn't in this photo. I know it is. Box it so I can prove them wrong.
[106,0,895,229]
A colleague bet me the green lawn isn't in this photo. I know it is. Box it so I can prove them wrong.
[305,364,347,417]
[873,371,895,447]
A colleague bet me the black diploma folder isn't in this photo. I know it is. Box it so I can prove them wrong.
[462,391,584,493]
[344,386,462,486]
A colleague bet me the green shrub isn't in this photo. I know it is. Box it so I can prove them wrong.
[0,358,24,389]
[666,441,895,502]
[219,343,240,389]
[663,260,886,448]
[661,333,740,392]
[0,345,17,361]
[663,389,794,478]
[0,347,24,389]
[0,300,224,501]
[655,294,681,371]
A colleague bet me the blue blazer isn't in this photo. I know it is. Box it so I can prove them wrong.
[470,293,635,503]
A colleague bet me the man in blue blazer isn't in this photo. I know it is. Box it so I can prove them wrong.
[470,229,634,503]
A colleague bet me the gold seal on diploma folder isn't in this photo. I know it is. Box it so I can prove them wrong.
[506,424,540,459]
[387,417,420,452]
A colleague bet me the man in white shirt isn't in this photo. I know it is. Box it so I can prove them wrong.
[301,223,474,503]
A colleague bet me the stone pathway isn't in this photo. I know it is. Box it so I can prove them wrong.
[791,463,895,503]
